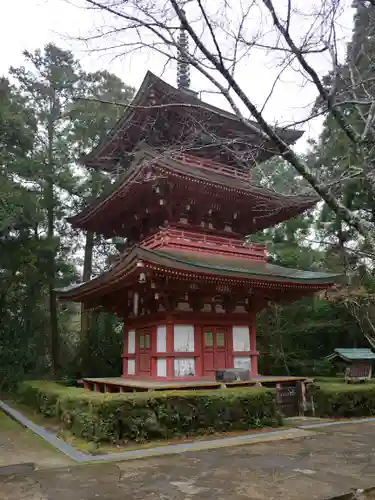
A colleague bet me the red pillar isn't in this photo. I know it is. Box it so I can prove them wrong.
[166,315,174,377]
[150,325,157,377]
[194,324,203,377]
[227,325,234,369]
[250,319,258,376]
[122,324,128,377]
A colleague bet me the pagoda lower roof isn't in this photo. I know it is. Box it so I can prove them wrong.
[69,147,318,238]
[81,71,303,172]
[56,246,338,303]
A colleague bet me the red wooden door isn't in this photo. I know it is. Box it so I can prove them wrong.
[203,327,228,378]
[137,329,151,377]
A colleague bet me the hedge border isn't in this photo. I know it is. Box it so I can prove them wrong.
[16,381,283,444]
[307,381,375,418]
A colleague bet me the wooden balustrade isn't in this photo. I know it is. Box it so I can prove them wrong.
[141,228,267,261]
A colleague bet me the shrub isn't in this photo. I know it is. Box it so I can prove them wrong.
[307,380,375,418]
[16,381,283,443]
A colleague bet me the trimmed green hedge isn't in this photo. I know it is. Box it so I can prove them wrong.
[307,381,375,418]
[16,381,283,443]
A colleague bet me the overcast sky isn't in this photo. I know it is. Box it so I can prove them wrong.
[1,0,355,152]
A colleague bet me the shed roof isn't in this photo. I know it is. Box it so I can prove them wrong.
[326,348,375,362]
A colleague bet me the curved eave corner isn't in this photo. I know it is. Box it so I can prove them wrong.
[55,281,90,301]
[79,71,156,168]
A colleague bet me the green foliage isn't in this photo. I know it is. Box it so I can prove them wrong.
[307,380,375,418]
[252,156,366,377]
[0,43,134,386]
[17,381,282,443]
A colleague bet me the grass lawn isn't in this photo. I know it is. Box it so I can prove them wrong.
[0,409,72,467]
[0,410,22,431]
[313,376,375,391]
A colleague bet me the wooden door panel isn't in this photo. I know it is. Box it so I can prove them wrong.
[214,351,226,370]
[139,353,151,374]
[203,326,229,377]
[203,351,214,377]
[137,329,152,377]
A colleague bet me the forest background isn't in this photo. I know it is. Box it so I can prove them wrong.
[1,1,375,387]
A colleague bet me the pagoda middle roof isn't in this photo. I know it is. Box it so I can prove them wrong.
[56,246,339,302]
[69,147,318,237]
[82,71,303,172]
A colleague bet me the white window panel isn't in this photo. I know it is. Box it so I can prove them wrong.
[156,325,167,352]
[232,326,250,352]
[233,356,251,371]
[127,359,136,375]
[174,358,195,377]
[128,330,136,354]
[156,358,167,377]
[174,325,194,352]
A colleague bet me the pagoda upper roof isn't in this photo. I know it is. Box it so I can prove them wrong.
[56,246,338,304]
[81,71,303,172]
[69,147,318,238]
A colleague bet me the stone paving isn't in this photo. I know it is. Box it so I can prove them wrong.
[2,416,375,499]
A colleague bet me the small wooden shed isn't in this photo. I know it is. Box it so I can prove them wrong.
[326,348,375,382]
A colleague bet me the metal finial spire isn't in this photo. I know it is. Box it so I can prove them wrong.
[177,10,191,89]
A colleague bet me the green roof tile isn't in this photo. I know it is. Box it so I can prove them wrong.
[56,246,338,299]
[333,348,375,361]
[326,348,375,361]
[150,249,339,283]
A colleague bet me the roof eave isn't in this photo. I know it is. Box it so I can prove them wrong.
[68,147,319,230]
[80,71,304,169]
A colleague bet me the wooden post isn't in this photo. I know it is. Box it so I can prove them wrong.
[194,323,203,377]
[166,315,174,377]
[297,380,306,416]
[250,320,258,376]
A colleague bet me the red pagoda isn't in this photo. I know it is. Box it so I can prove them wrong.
[57,49,337,389]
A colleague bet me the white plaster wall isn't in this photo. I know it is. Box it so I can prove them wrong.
[156,325,167,352]
[128,330,136,354]
[233,356,251,371]
[232,326,250,351]
[156,358,167,377]
[133,292,139,316]
[127,359,136,375]
[174,325,194,352]
[174,358,195,376]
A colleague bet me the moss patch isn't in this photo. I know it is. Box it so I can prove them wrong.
[0,410,20,431]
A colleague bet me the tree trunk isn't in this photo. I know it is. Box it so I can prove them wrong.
[80,229,94,375]
[46,117,59,376]
[46,179,59,375]
[80,168,101,375]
